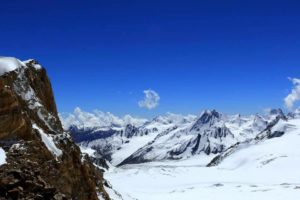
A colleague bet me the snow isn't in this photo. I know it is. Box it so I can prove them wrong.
[80,146,96,156]
[64,109,281,166]
[76,112,197,166]
[120,111,237,163]
[105,118,300,200]
[219,119,300,171]
[32,124,63,157]
[111,133,159,165]
[0,57,42,76]
[106,162,300,200]
[271,119,295,133]
[103,184,124,200]
[0,57,25,76]
[0,147,7,166]
[60,107,148,130]
[23,59,42,70]
[225,114,267,140]
[60,108,300,199]
[11,63,57,133]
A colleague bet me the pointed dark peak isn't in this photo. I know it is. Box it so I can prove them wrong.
[124,124,139,138]
[268,108,287,121]
[269,108,284,116]
[190,110,223,132]
[198,109,221,124]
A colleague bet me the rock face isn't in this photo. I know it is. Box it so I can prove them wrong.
[0,58,109,200]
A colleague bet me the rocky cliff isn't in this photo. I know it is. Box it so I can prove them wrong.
[0,58,109,200]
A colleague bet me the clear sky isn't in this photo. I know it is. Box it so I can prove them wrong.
[1,0,300,117]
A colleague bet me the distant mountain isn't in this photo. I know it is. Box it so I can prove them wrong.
[208,116,296,168]
[62,106,292,167]
[287,108,300,119]
[61,107,147,131]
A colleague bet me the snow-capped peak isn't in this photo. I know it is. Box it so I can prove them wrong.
[265,108,286,122]
[287,107,300,119]
[151,112,196,125]
[0,57,42,76]
[191,109,222,130]
[0,57,25,76]
[268,108,284,116]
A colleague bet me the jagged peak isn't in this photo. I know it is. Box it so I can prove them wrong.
[189,109,225,133]
[198,109,221,123]
[268,108,285,116]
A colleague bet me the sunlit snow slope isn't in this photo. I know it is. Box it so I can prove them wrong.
[105,118,300,200]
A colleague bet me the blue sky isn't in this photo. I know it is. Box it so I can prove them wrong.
[1,0,300,117]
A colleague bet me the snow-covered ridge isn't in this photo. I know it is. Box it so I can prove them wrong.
[62,107,299,166]
[60,107,149,130]
[61,107,198,131]
[0,57,25,76]
[0,56,42,76]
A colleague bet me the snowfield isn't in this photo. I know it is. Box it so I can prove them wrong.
[105,118,300,200]
[63,107,300,199]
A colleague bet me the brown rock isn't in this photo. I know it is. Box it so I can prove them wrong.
[8,188,20,199]
[0,61,110,200]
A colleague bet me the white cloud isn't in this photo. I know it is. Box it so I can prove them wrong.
[284,78,300,110]
[60,107,147,130]
[138,89,160,110]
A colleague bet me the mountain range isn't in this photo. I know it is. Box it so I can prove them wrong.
[61,107,295,167]
[1,56,300,200]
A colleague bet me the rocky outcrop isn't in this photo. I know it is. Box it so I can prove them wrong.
[0,58,109,200]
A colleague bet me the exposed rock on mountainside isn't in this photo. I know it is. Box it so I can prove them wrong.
[207,110,288,167]
[118,110,235,166]
[0,57,109,200]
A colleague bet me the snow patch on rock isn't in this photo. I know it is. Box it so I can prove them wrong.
[0,147,7,166]
[23,59,42,70]
[32,124,62,157]
[0,57,43,77]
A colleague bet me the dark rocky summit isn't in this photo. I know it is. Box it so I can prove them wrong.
[0,59,109,200]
